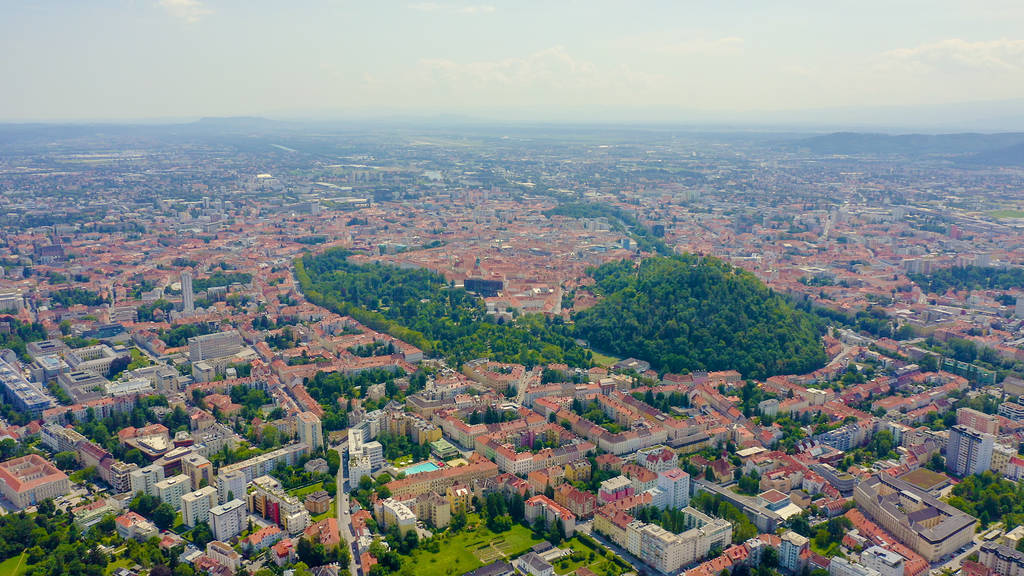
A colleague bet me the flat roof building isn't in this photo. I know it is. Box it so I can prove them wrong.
[0,355,53,417]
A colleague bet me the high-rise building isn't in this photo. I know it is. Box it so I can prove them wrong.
[210,499,247,541]
[247,475,311,535]
[188,330,242,363]
[980,543,1024,576]
[947,425,994,477]
[296,412,323,451]
[181,271,194,315]
[364,441,383,470]
[780,531,809,574]
[129,464,165,496]
[656,468,690,510]
[182,454,214,490]
[956,407,999,435]
[154,474,191,510]
[182,486,219,528]
[217,469,247,504]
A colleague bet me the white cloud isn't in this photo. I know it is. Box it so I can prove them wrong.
[409,2,495,15]
[158,0,212,23]
[879,38,1024,72]
[654,36,745,55]
[456,5,495,14]
[398,46,672,114]
[417,46,598,91]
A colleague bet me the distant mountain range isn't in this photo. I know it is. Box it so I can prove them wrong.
[791,132,1024,166]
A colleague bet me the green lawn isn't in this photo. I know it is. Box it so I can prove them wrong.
[810,539,842,558]
[0,553,28,576]
[172,511,185,533]
[989,209,1024,219]
[400,516,543,576]
[103,558,137,576]
[288,483,327,499]
[312,498,336,523]
[550,536,630,575]
[590,350,621,368]
[392,455,415,467]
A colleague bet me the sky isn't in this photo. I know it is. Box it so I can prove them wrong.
[3,0,1024,126]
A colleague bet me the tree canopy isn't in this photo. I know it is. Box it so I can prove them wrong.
[295,249,591,368]
[573,256,826,379]
[910,265,1024,294]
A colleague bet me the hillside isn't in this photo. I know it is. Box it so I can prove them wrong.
[572,256,827,379]
[793,132,1024,159]
[295,249,591,369]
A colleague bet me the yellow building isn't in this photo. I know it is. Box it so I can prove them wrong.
[564,459,592,483]
[415,492,451,529]
[446,483,471,516]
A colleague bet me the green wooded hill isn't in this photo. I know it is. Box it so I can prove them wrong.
[295,249,591,368]
[909,265,1024,294]
[573,256,827,379]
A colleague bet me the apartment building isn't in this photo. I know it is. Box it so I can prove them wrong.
[182,486,219,528]
[210,499,247,542]
[947,425,994,477]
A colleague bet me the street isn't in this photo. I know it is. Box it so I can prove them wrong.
[335,441,361,576]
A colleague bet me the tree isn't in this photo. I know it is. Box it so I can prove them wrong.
[870,430,894,458]
[131,492,160,517]
[298,537,327,566]
[191,522,214,548]
[789,514,811,537]
[451,511,467,531]
[55,451,78,471]
[532,515,547,536]
[326,450,340,475]
[403,529,419,553]
[337,543,351,568]
[152,502,176,530]
[918,354,939,372]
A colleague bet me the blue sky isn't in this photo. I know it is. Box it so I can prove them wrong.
[3,0,1024,124]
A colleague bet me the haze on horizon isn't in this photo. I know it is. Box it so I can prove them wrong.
[4,0,1024,129]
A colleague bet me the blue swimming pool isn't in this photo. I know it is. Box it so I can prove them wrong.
[404,462,441,475]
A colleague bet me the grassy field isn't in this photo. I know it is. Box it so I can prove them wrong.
[312,498,336,523]
[103,558,137,576]
[172,511,185,533]
[0,553,28,576]
[288,482,327,499]
[590,350,621,368]
[810,539,842,558]
[392,455,415,467]
[402,516,543,576]
[989,209,1024,219]
[550,536,631,575]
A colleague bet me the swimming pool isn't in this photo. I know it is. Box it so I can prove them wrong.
[403,462,441,475]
